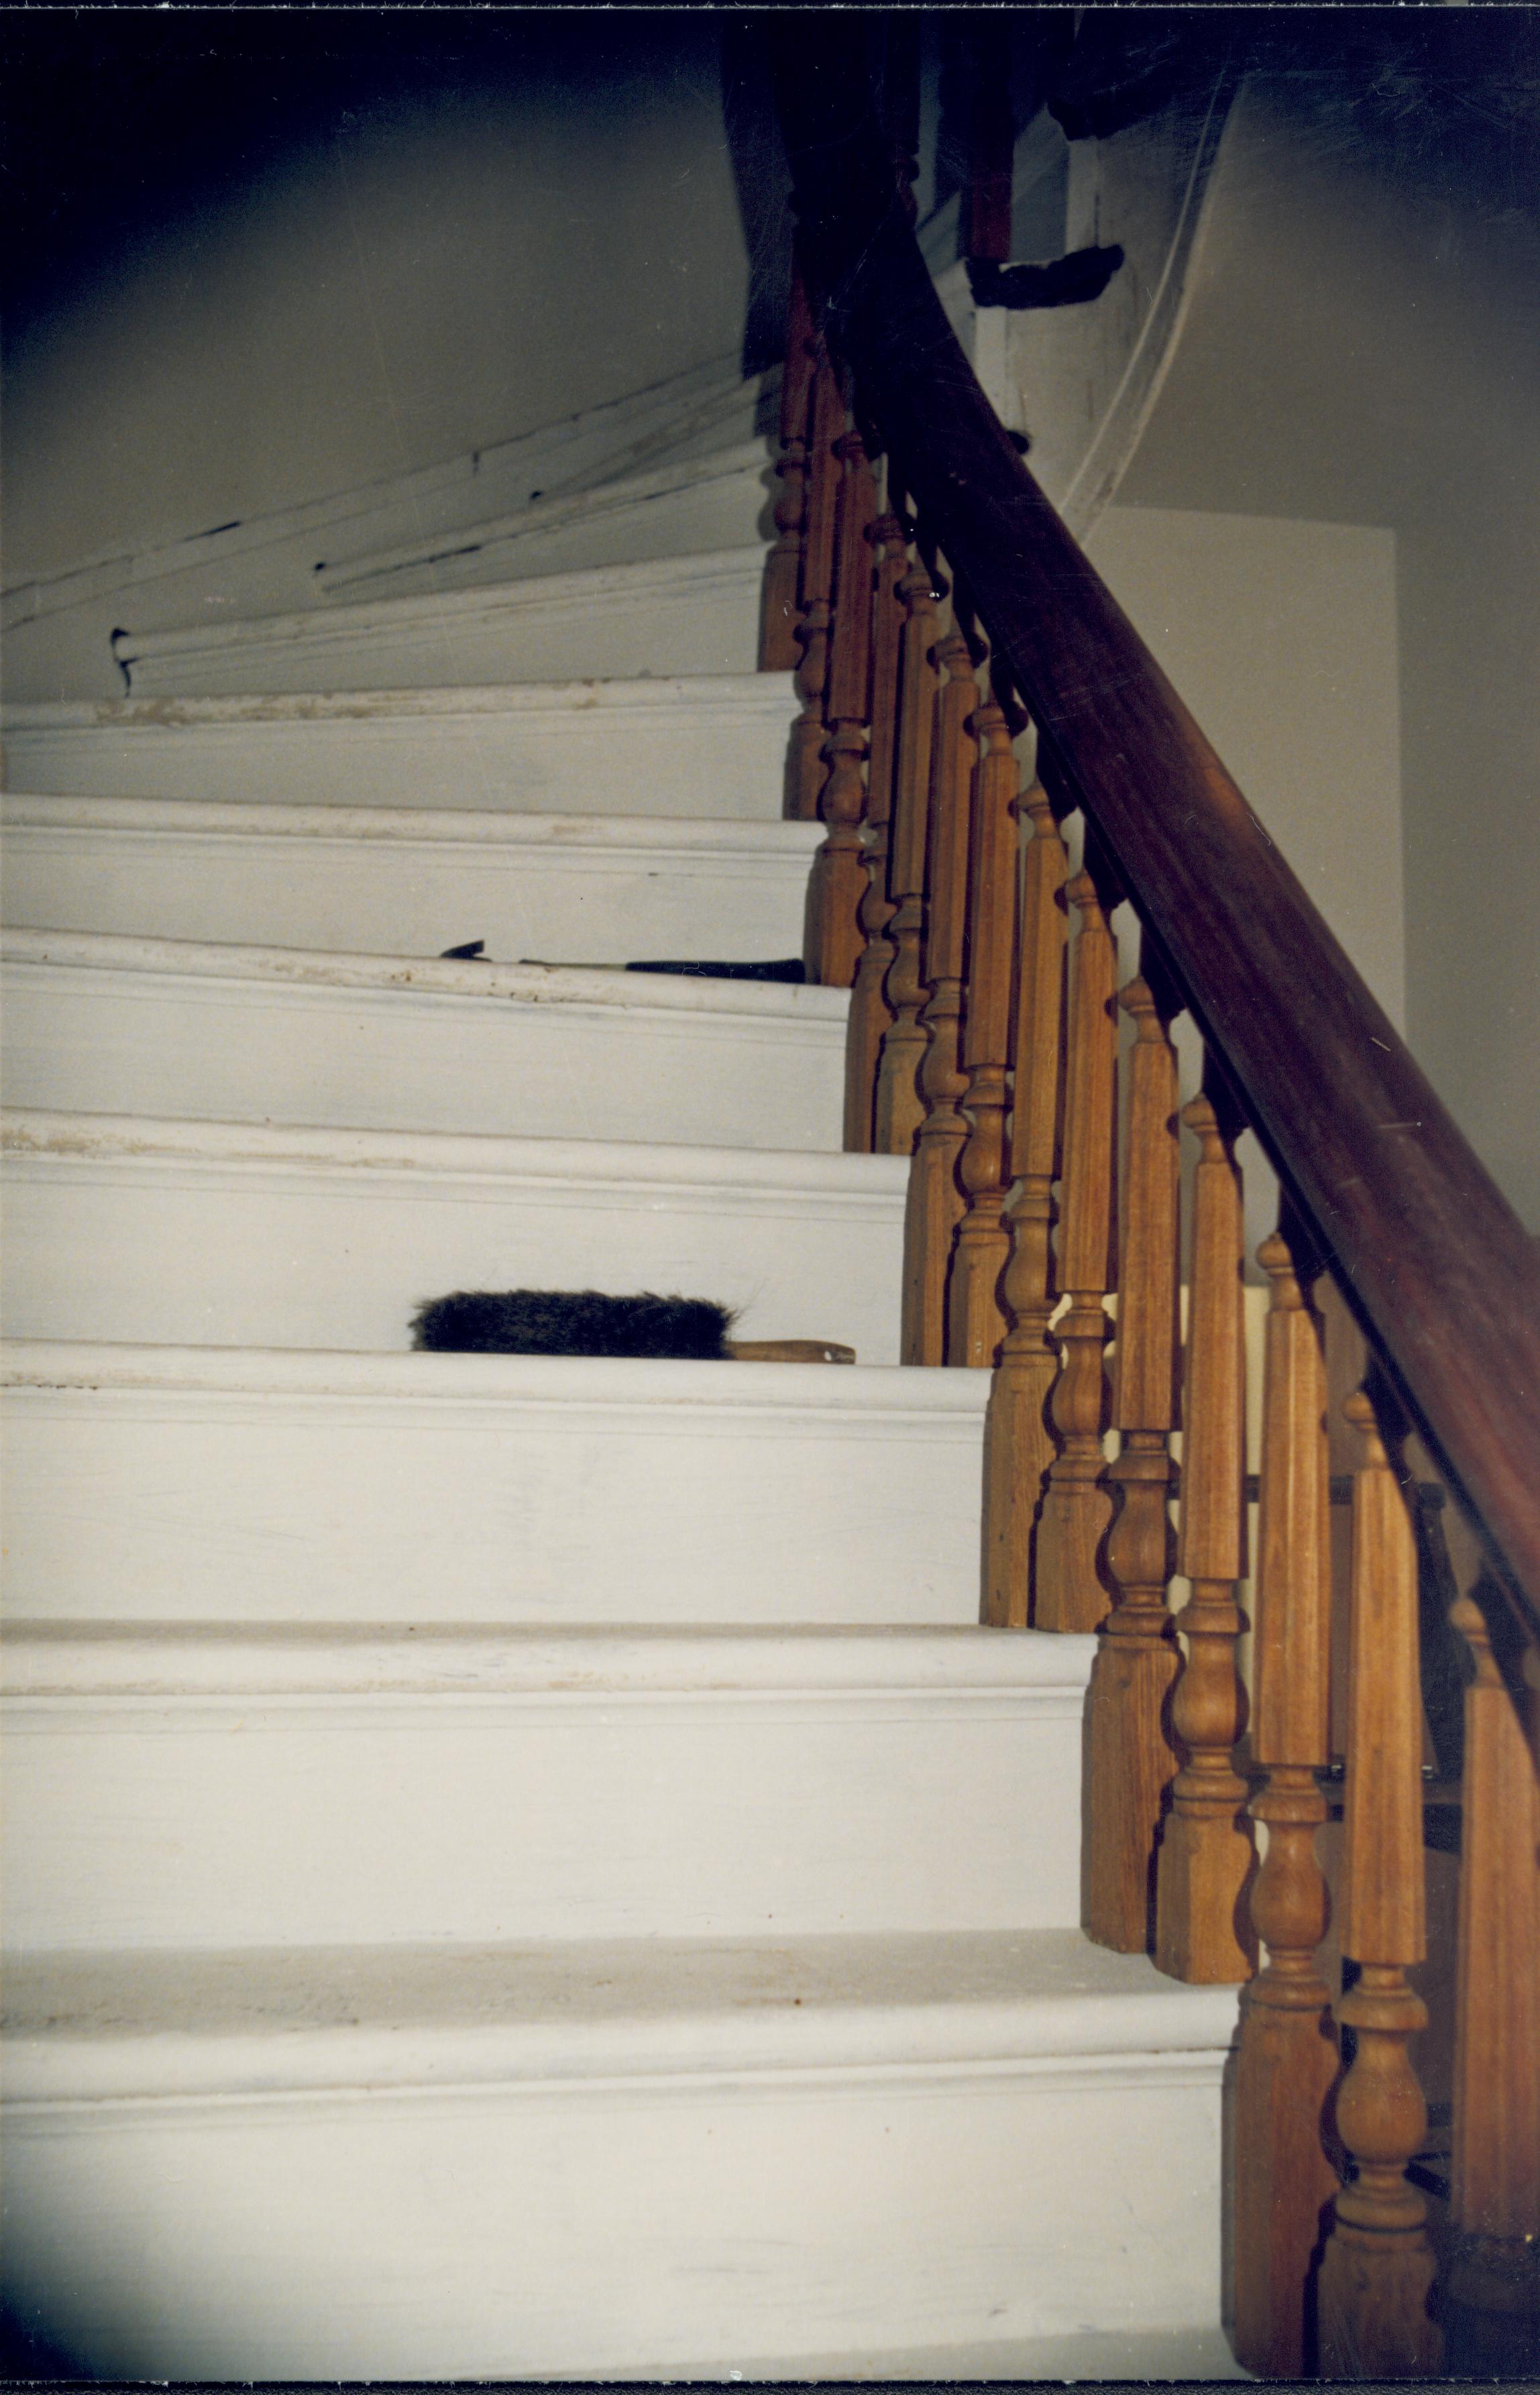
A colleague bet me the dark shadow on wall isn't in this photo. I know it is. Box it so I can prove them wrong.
[3,9,772,366]
[718,17,794,378]
[0,2300,101,2382]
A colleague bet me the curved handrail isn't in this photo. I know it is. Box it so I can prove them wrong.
[773,21,1540,1640]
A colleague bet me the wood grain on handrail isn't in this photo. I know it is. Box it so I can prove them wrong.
[771,22,1540,1640]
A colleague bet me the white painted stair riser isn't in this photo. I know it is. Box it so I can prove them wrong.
[1,1931,1238,2378]
[0,934,848,1152]
[5,423,771,714]
[0,1347,990,1627]
[0,801,820,964]
[0,676,798,820]
[2,1628,1093,1948]
[317,442,774,601]
[115,549,766,697]
[1,1115,907,1363]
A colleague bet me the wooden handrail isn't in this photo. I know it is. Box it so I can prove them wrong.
[771,20,1540,1644]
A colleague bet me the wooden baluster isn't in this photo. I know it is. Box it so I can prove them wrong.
[784,350,843,823]
[759,261,815,673]
[1317,1382,1443,2378]
[1152,1077,1256,1981]
[1033,850,1118,1631]
[899,626,979,1366]
[946,689,1020,1366]
[1443,1581,1540,2373]
[1082,960,1181,1946]
[1230,1217,1340,2376]
[803,427,877,987]
[873,552,946,1156]
[843,503,908,1150]
[981,773,1066,1626]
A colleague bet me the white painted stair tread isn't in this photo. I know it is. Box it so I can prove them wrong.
[1,1111,907,1363]
[1,1343,989,1626]
[1,929,847,1150]
[112,547,766,695]
[3,1626,1094,1946]
[3,1931,1236,2378]
[1,796,820,962]
[317,438,773,602]
[1,674,798,819]
[5,1928,1239,2096]
[671,2324,1248,2382]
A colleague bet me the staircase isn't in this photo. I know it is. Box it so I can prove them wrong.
[1,400,1244,2380]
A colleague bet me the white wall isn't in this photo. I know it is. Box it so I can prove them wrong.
[1085,506,1404,1029]
[1112,76,1540,1227]
[3,21,753,581]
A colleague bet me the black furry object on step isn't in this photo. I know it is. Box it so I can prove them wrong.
[411,1290,736,1359]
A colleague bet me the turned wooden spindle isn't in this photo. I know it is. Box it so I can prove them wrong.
[1230,1222,1339,2377]
[1317,1384,1442,2379]
[946,693,1020,1366]
[873,554,947,1156]
[1033,857,1118,1631]
[899,627,980,1366]
[1443,1583,1540,2373]
[1152,1082,1256,1982]
[843,506,909,1150]
[804,427,878,987]
[784,351,844,824]
[981,775,1067,1628]
[759,262,816,673]
[1082,966,1181,1948]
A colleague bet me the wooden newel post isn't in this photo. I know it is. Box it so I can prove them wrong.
[1152,1079,1256,1982]
[784,351,843,822]
[1443,1583,1540,2373]
[1033,855,1117,1631]
[1317,1382,1442,2379]
[1082,964,1181,1948]
[1229,1221,1340,2376]
[981,774,1066,1626]
[759,262,816,673]
[804,428,877,986]
[946,692,1019,1366]
[843,505,908,1149]
[899,627,979,1365]
[873,553,946,1156]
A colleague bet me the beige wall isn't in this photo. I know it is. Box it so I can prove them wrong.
[1085,506,1404,1029]
[4,26,753,579]
[1115,76,1540,1227]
